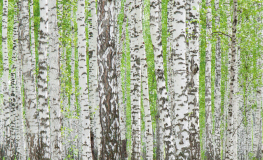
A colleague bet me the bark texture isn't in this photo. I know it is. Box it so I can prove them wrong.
[88,0,100,158]
[127,0,142,158]
[49,0,62,159]
[151,0,175,159]
[2,0,10,157]
[214,0,221,159]
[77,0,92,159]
[205,0,214,158]
[186,0,200,158]
[226,0,238,158]
[38,0,50,158]
[19,0,38,159]
[98,0,120,159]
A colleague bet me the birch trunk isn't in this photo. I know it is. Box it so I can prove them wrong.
[77,0,92,159]
[127,0,142,158]
[16,2,26,158]
[98,0,120,159]
[70,4,78,158]
[150,0,175,158]
[170,0,190,158]
[88,0,100,158]
[186,0,200,158]
[30,0,36,78]
[214,0,221,158]
[223,0,231,157]
[38,0,50,158]
[140,2,153,159]
[19,0,38,158]
[48,0,62,159]
[205,0,214,158]
[2,0,10,158]
[11,1,19,157]
[226,0,238,158]
[119,6,128,160]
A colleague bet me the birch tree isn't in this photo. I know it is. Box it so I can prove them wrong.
[127,0,142,158]
[30,0,36,78]
[77,0,92,159]
[225,0,238,159]
[186,0,200,158]
[15,2,26,158]
[88,0,100,158]
[48,0,62,158]
[205,0,214,158]
[214,0,221,158]
[70,4,78,158]
[38,0,50,157]
[2,0,10,158]
[150,0,175,158]
[170,0,190,158]
[18,0,38,158]
[118,4,128,160]
[98,0,120,159]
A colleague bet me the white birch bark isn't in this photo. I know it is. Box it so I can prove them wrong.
[139,2,153,159]
[166,0,173,159]
[30,0,36,78]
[16,2,26,158]
[98,0,120,158]
[48,0,62,159]
[253,5,263,159]
[214,0,221,159]
[150,0,175,158]
[205,0,214,158]
[11,1,19,157]
[226,0,238,158]
[2,0,11,158]
[88,0,100,158]
[223,0,231,157]
[119,5,128,160]
[70,4,78,158]
[18,0,38,158]
[170,0,190,158]
[186,0,200,158]
[38,0,50,158]
[127,0,142,158]
[77,0,92,159]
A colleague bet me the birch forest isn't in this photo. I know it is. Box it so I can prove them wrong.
[0,0,263,159]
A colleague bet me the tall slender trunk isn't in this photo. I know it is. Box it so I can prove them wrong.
[214,0,221,159]
[140,2,153,159]
[127,0,142,158]
[16,2,26,159]
[77,0,92,159]
[11,1,19,157]
[30,0,36,78]
[2,0,10,158]
[186,0,200,158]
[88,0,100,158]
[170,0,189,158]
[226,0,237,159]
[223,0,231,157]
[98,0,120,159]
[150,0,175,158]
[48,0,62,159]
[119,5,128,160]
[70,4,78,159]
[205,0,214,158]
[19,0,38,158]
[38,0,50,158]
